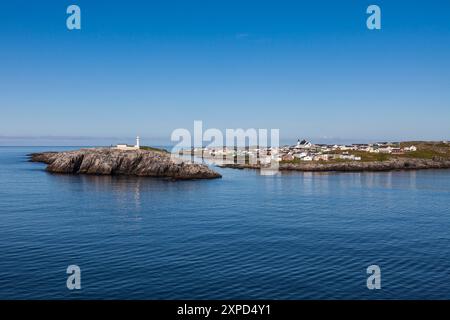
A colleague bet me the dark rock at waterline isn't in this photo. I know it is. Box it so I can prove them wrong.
[29,148,221,180]
[220,158,450,172]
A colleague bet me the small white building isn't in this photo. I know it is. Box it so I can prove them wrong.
[338,145,356,151]
[340,154,354,160]
[378,146,393,154]
[295,139,312,149]
[293,152,308,159]
[116,136,140,150]
[404,146,417,152]
[314,154,331,161]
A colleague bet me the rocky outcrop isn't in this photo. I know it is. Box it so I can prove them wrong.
[29,148,221,180]
[221,158,450,172]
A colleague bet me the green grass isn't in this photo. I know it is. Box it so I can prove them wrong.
[350,151,390,162]
[400,150,449,160]
[140,146,169,153]
[398,141,450,159]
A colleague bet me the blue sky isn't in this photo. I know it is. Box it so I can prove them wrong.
[1,0,450,145]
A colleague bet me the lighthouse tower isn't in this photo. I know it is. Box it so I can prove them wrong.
[135,136,140,149]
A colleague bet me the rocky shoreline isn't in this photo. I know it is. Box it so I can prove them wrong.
[29,148,221,180]
[220,158,450,172]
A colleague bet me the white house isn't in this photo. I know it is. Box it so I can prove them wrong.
[338,145,356,151]
[404,146,417,152]
[340,154,354,160]
[314,154,331,161]
[293,152,308,159]
[378,146,393,154]
[358,145,371,152]
[116,136,140,150]
[295,139,312,149]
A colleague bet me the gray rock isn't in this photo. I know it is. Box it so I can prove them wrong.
[29,148,221,180]
[221,158,450,172]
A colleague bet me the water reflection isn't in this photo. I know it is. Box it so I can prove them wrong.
[47,173,209,219]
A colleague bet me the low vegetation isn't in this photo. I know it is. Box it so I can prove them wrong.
[399,142,450,160]
[140,146,169,154]
[333,151,390,162]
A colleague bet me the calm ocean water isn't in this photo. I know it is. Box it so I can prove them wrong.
[1,146,450,299]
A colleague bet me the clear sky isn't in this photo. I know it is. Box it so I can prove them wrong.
[1,0,450,146]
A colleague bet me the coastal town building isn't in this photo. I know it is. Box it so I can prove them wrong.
[296,139,312,149]
[404,146,417,152]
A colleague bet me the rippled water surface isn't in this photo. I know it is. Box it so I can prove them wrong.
[1,147,450,299]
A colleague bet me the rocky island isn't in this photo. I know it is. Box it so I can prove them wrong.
[29,148,221,180]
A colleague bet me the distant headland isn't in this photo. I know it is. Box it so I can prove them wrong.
[182,140,450,172]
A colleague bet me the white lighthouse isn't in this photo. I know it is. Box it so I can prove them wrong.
[115,135,141,150]
[135,136,140,149]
